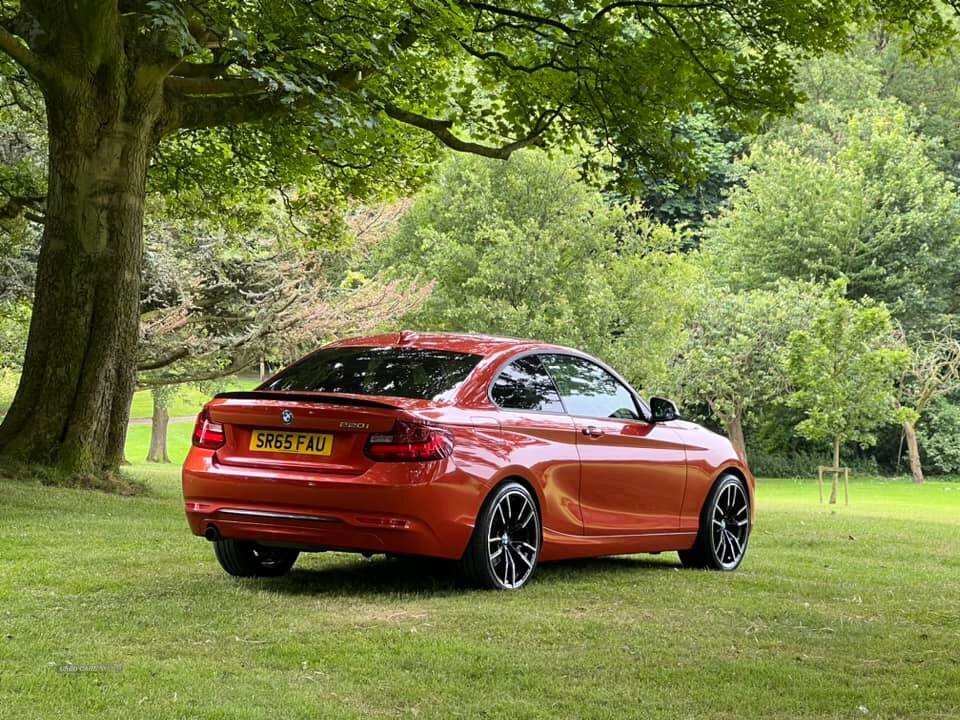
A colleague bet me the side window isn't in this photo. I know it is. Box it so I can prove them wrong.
[491,355,564,412]
[540,354,640,421]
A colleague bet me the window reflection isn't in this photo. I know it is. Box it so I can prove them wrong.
[491,356,564,412]
[540,354,640,420]
[263,346,481,401]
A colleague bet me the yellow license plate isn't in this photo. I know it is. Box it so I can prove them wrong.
[249,430,333,456]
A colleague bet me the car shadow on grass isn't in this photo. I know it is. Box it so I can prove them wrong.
[257,553,680,597]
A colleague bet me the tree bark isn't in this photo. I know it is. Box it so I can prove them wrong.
[724,411,748,467]
[0,62,164,474]
[829,436,841,504]
[903,419,924,484]
[146,392,170,464]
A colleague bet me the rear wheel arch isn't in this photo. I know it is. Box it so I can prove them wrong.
[482,473,543,527]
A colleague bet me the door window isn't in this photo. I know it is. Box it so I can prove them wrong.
[540,354,640,420]
[491,355,564,412]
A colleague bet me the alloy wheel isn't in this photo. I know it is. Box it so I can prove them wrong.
[710,481,749,569]
[486,489,540,589]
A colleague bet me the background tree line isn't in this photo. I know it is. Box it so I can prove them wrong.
[367,32,960,485]
[2,4,960,485]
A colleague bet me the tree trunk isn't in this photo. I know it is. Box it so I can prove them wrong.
[0,66,164,474]
[903,419,924,484]
[146,391,171,464]
[829,436,841,504]
[724,411,748,467]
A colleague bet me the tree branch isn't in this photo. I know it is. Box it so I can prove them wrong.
[168,61,229,79]
[469,3,576,36]
[139,357,257,389]
[137,347,191,372]
[383,103,560,159]
[457,40,581,74]
[164,75,269,96]
[589,1,725,24]
[168,91,311,132]
[649,7,740,103]
[0,26,50,81]
[0,193,45,222]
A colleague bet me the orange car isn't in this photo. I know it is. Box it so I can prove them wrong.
[182,331,754,589]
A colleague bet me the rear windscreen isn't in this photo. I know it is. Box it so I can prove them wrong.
[261,346,482,401]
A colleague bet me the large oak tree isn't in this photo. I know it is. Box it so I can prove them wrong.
[0,0,951,473]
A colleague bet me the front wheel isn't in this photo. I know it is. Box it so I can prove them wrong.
[679,473,751,571]
[213,539,299,577]
[460,482,541,590]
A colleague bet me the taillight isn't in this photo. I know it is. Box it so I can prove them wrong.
[192,408,226,450]
[364,419,454,462]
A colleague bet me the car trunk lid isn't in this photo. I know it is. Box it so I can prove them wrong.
[207,391,430,475]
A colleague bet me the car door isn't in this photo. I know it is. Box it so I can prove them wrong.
[489,354,584,536]
[539,353,687,535]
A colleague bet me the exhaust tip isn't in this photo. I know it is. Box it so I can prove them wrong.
[204,524,220,542]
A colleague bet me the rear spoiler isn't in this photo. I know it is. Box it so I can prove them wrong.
[213,390,400,410]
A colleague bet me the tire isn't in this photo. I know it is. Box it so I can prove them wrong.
[213,539,300,578]
[679,473,751,571]
[460,482,541,590]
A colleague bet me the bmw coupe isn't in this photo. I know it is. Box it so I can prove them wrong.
[182,331,753,589]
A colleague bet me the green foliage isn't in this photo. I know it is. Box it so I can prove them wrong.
[786,279,910,450]
[862,33,960,183]
[139,200,427,388]
[746,448,880,479]
[0,299,28,369]
[8,1,953,210]
[670,280,825,429]
[622,110,745,236]
[918,398,960,474]
[375,150,697,387]
[703,95,960,330]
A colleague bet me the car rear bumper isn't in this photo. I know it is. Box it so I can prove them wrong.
[182,449,483,559]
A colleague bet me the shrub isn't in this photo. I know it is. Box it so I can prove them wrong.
[918,398,960,475]
[748,449,879,478]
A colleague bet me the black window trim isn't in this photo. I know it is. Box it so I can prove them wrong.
[487,351,567,415]
[487,349,652,422]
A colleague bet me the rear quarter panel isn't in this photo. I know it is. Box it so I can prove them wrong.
[414,405,582,540]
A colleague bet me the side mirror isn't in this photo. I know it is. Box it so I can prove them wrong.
[649,397,679,423]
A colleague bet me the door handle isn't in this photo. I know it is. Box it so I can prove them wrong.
[581,426,604,438]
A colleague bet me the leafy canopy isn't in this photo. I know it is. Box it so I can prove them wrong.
[786,279,910,448]
[3,0,954,200]
[703,79,960,331]
[671,280,826,427]
[375,150,697,387]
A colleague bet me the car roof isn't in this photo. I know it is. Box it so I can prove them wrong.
[325,330,573,358]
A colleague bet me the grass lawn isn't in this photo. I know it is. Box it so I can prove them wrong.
[0,428,957,718]
[128,376,261,420]
[1,373,260,419]
[124,423,196,465]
